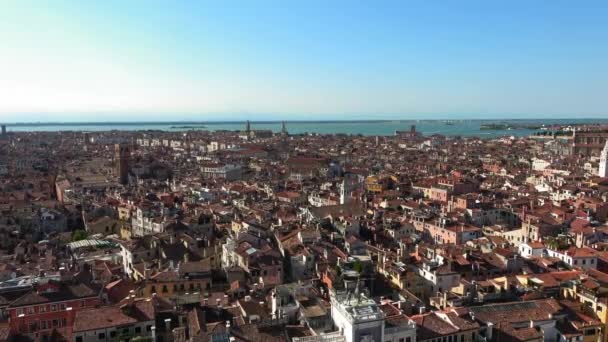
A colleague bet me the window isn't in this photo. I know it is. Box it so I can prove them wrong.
[146,325,153,331]
[591,259,595,264]
[52,320,59,328]
[406,338,411,342]
[162,285,168,293]
[60,303,66,310]
[98,333,105,340]
[80,300,85,307]
[135,327,141,334]
[41,321,47,330]
[51,304,57,312]
[76,337,83,342]
[110,331,117,338]
[583,259,587,265]
[40,305,47,313]
[26,307,34,314]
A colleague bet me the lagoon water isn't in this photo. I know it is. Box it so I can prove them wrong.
[5,119,608,138]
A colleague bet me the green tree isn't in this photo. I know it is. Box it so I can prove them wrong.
[353,260,363,273]
[72,230,88,241]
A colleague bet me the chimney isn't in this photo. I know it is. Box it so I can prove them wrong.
[65,307,74,330]
[128,290,135,304]
[226,320,231,336]
[164,318,171,332]
[486,322,493,340]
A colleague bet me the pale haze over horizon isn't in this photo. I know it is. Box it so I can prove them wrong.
[0,1,607,123]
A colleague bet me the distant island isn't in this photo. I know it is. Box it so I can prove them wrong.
[170,125,207,129]
[480,123,542,130]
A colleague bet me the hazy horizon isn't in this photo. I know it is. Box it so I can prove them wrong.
[3,115,608,125]
[2,113,608,124]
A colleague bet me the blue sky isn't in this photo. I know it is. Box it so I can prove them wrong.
[0,0,606,122]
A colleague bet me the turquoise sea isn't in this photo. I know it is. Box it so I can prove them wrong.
[4,119,608,138]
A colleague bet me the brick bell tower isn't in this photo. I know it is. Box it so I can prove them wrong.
[115,143,130,185]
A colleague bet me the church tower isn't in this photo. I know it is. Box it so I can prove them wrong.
[115,144,130,185]
[340,174,354,205]
[599,140,608,178]
[340,179,349,205]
